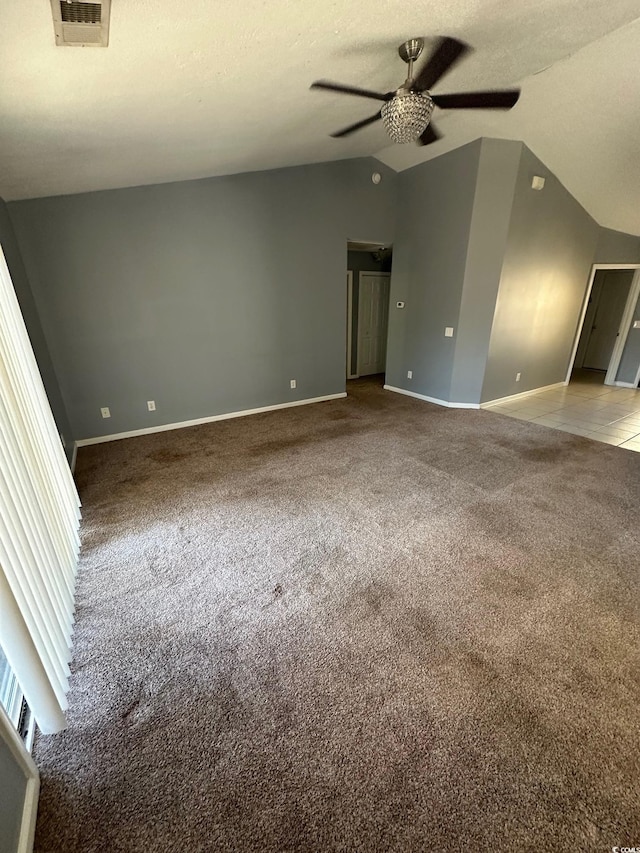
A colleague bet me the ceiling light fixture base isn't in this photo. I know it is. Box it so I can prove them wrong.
[398,38,424,65]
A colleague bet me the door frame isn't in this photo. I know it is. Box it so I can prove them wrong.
[565,263,640,386]
[346,270,358,379]
[356,271,391,377]
[0,704,39,853]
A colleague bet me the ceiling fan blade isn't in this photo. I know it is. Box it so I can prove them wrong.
[431,90,521,110]
[311,81,392,102]
[331,112,382,138]
[414,37,470,92]
[417,123,442,146]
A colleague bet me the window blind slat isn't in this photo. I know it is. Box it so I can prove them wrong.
[0,392,75,622]
[0,529,70,699]
[0,245,81,734]
[0,403,75,606]
[0,460,73,657]
[0,366,79,575]
[0,278,80,506]
[0,308,77,564]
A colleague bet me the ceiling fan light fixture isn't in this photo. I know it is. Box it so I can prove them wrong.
[381,91,434,144]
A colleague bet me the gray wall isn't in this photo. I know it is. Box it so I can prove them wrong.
[617,287,640,385]
[9,158,397,440]
[595,227,640,264]
[449,139,521,404]
[347,249,388,376]
[481,144,600,402]
[0,200,74,460]
[385,140,482,401]
[0,737,28,853]
[9,139,640,430]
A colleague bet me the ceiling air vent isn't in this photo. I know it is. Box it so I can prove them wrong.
[51,0,111,47]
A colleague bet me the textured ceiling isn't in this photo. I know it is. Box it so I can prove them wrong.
[1,1,639,233]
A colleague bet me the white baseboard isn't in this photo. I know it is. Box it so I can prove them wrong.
[383,385,480,409]
[480,381,567,408]
[70,443,78,473]
[612,380,638,389]
[76,392,347,447]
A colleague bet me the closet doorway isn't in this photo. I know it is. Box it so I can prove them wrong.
[346,242,392,381]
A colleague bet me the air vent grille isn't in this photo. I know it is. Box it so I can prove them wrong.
[62,23,103,43]
[60,2,101,24]
[51,0,110,46]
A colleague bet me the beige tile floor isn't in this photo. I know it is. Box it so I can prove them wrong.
[485,369,640,453]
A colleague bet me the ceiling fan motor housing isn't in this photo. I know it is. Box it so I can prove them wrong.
[381,91,434,143]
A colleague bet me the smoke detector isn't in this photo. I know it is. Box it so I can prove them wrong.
[50,0,111,47]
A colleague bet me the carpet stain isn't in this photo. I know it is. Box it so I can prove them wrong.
[518,443,566,462]
[480,565,537,600]
[148,447,191,463]
[249,434,310,455]
[361,580,395,614]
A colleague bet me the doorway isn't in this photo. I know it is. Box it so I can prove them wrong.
[567,264,640,387]
[346,242,392,383]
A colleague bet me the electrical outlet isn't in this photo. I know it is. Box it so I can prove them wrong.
[147,400,156,411]
[101,407,111,419]
[407,370,413,379]
[445,327,454,337]
[516,373,521,382]
[290,379,296,389]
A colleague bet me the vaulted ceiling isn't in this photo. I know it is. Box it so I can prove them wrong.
[1,1,639,234]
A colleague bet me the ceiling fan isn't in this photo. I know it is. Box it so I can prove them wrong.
[311,37,520,146]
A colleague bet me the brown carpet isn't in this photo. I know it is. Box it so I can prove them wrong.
[33,377,640,852]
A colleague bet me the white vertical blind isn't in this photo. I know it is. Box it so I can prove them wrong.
[0,245,81,734]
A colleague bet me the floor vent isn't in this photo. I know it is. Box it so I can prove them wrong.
[51,0,110,46]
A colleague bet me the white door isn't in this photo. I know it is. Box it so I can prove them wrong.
[583,270,634,370]
[357,273,390,376]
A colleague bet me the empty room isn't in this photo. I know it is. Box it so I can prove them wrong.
[1,2,639,852]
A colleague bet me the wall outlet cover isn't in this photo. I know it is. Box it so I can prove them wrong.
[100,407,111,418]
[445,327,454,337]
[634,320,640,329]
[290,379,296,389]
[147,400,156,411]
[407,370,412,379]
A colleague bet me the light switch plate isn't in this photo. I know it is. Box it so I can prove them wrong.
[445,327,454,337]
[634,320,640,329]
